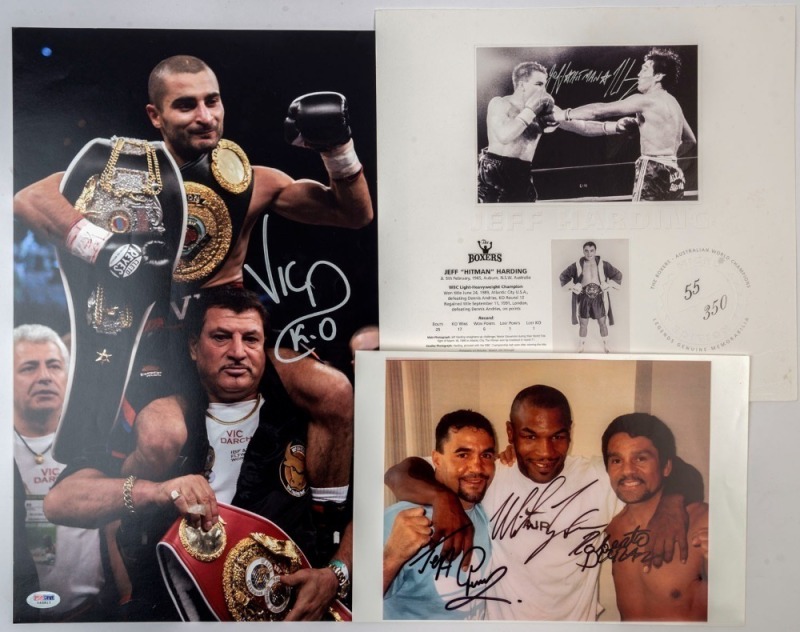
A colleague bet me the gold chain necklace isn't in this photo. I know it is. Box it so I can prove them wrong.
[99,137,163,196]
[206,394,262,425]
[14,428,53,465]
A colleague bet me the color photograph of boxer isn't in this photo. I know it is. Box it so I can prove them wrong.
[382,357,711,621]
[12,28,376,622]
[476,45,698,203]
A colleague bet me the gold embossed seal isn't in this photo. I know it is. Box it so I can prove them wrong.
[179,517,227,562]
[173,182,233,283]
[222,533,302,621]
[211,139,252,194]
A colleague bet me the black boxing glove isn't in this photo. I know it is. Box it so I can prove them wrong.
[98,233,171,282]
[530,95,555,118]
[284,92,362,179]
[532,95,558,131]
[516,94,555,128]
[615,116,639,136]
[66,218,171,282]
[284,92,352,151]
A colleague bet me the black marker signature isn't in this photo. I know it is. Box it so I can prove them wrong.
[406,524,511,610]
[571,525,654,570]
[490,476,608,566]
[244,215,350,362]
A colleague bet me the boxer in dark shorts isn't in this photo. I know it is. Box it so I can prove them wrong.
[552,48,696,202]
[632,156,686,201]
[577,282,607,320]
[478,149,537,203]
[479,61,557,204]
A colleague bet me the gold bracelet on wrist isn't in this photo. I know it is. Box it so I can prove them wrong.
[123,475,137,514]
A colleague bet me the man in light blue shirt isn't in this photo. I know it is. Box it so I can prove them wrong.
[383,410,496,620]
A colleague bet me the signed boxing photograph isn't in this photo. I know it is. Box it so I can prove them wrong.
[376,7,796,401]
[356,350,746,623]
[12,27,375,622]
[476,45,698,203]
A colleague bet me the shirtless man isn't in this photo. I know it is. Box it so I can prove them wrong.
[477,61,557,203]
[559,241,622,352]
[13,55,371,486]
[554,48,696,201]
[602,413,708,621]
[14,55,373,284]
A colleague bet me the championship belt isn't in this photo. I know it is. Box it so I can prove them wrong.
[156,503,351,622]
[582,282,602,299]
[53,137,186,463]
[173,139,253,287]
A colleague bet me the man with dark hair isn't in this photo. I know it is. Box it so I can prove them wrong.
[554,47,696,201]
[14,55,364,563]
[15,54,372,278]
[13,52,371,472]
[383,410,496,620]
[478,61,557,203]
[602,413,708,621]
[559,241,623,352]
[44,287,352,621]
[386,384,701,621]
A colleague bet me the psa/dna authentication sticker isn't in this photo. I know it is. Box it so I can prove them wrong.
[26,591,61,609]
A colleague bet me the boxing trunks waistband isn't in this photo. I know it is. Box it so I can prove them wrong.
[157,503,350,622]
[638,154,679,169]
[480,149,531,168]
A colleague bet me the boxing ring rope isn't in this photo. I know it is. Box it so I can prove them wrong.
[530,156,698,202]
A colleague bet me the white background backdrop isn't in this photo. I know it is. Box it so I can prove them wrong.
[1,1,797,630]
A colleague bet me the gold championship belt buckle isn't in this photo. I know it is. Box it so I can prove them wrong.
[76,137,167,335]
[583,282,602,299]
[172,181,233,283]
[211,139,252,194]
[157,503,351,622]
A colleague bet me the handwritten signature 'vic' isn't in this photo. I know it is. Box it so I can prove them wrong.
[490,476,608,565]
[407,525,510,611]
[244,215,350,363]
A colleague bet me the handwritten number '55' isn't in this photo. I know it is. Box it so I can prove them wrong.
[683,278,700,300]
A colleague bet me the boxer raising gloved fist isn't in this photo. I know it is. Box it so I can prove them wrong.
[285,92,363,180]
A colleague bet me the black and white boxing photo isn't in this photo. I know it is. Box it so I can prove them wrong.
[553,239,629,354]
[476,45,698,203]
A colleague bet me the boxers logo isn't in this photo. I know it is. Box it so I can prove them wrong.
[468,239,503,264]
[26,591,61,609]
[280,442,308,497]
[108,243,143,278]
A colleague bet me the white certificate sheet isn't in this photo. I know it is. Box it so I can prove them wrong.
[375,6,796,401]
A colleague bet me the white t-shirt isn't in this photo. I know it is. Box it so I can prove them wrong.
[204,397,264,504]
[482,455,620,620]
[14,431,104,617]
